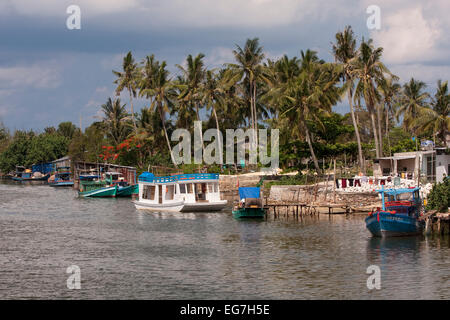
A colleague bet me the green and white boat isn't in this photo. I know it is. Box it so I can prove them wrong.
[78,179,118,197]
[232,187,267,219]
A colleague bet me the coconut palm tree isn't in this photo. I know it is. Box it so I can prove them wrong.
[350,39,393,158]
[415,80,450,146]
[201,68,241,162]
[177,53,206,150]
[101,97,131,146]
[278,50,343,172]
[377,76,401,156]
[229,38,266,149]
[113,51,140,134]
[140,60,177,167]
[396,78,431,137]
[332,26,365,172]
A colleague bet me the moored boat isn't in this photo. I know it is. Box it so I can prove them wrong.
[134,172,227,212]
[48,166,74,187]
[104,171,138,197]
[232,187,266,219]
[78,172,118,198]
[12,166,50,182]
[365,186,425,237]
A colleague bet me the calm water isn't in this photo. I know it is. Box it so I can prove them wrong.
[0,181,449,300]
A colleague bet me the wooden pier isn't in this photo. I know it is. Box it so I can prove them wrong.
[264,202,358,217]
[422,211,450,235]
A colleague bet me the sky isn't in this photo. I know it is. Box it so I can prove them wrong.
[0,0,449,131]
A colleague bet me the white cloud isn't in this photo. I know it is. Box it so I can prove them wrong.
[370,6,442,64]
[0,64,61,89]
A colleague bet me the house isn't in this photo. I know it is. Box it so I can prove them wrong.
[374,148,450,183]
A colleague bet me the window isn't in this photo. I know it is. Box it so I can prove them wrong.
[165,185,174,200]
[143,185,155,200]
[180,184,186,194]
[214,182,219,193]
[187,183,193,193]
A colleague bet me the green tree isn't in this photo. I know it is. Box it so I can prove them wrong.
[101,97,131,146]
[113,51,139,134]
[332,26,365,172]
[57,121,77,140]
[396,78,430,136]
[415,80,449,146]
[350,39,393,158]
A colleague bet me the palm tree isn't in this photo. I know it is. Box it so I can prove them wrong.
[177,53,206,151]
[113,52,140,134]
[415,80,449,146]
[229,38,266,150]
[350,39,393,158]
[101,97,130,146]
[377,76,401,156]
[332,26,365,172]
[396,78,431,137]
[201,68,241,163]
[140,60,177,167]
[278,50,343,172]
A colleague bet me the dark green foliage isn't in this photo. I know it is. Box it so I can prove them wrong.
[0,130,68,173]
[426,177,450,212]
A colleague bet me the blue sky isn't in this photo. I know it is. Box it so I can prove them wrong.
[0,0,449,131]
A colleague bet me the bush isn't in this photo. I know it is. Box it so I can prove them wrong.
[426,177,450,212]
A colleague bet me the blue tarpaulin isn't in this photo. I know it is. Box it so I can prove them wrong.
[239,187,260,200]
[138,172,155,182]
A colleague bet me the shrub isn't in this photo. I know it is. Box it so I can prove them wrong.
[426,177,450,212]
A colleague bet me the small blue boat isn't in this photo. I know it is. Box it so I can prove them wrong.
[232,187,267,219]
[365,186,425,237]
[48,167,74,187]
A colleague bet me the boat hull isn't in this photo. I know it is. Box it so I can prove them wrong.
[79,185,118,198]
[365,211,424,237]
[12,174,50,182]
[134,200,184,212]
[49,181,74,187]
[232,207,266,219]
[181,200,227,212]
[116,184,139,197]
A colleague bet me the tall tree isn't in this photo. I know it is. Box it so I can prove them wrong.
[230,38,266,150]
[113,51,139,134]
[101,97,130,146]
[415,80,449,146]
[350,39,393,158]
[396,78,430,137]
[177,53,206,151]
[140,60,177,167]
[278,50,343,172]
[332,26,365,172]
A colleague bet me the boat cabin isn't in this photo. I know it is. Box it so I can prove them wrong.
[378,187,421,218]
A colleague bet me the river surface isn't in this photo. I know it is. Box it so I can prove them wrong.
[0,181,449,299]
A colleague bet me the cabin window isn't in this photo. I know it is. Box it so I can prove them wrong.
[186,183,193,193]
[143,185,155,200]
[208,183,213,193]
[180,184,186,194]
[165,185,174,200]
[214,182,219,193]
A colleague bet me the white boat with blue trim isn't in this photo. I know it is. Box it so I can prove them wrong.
[134,172,227,212]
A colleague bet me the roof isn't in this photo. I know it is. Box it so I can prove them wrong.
[239,187,261,200]
[377,187,420,195]
[138,172,219,183]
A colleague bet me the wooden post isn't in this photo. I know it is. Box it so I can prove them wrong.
[333,159,336,203]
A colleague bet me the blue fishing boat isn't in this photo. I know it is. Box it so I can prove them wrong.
[48,167,74,187]
[12,166,50,182]
[365,186,425,237]
[232,187,267,219]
